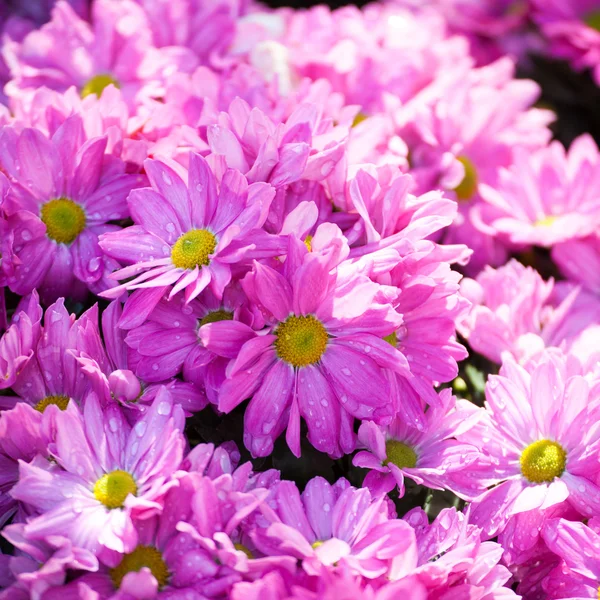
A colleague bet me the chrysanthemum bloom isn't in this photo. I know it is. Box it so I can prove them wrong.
[0,116,143,301]
[541,517,600,598]
[463,354,600,537]
[399,507,519,598]
[218,244,411,457]
[353,389,483,499]
[0,291,42,391]
[0,522,97,600]
[477,135,600,248]
[124,285,257,405]
[552,233,600,297]
[75,300,207,418]
[12,390,185,555]
[100,153,277,322]
[532,0,600,85]
[0,297,107,413]
[253,476,416,578]
[3,0,166,108]
[0,402,53,527]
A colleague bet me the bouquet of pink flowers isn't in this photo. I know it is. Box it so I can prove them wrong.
[0,0,599,598]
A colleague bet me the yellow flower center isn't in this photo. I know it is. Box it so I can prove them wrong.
[93,470,138,509]
[171,229,217,270]
[40,198,86,244]
[352,112,368,127]
[384,440,418,469]
[199,309,233,327]
[81,74,120,99]
[312,540,324,549]
[234,543,254,558]
[535,215,558,228]
[274,315,328,368]
[34,394,70,412]
[520,440,567,483]
[109,545,169,590]
[586,11,600,32]
[383,332,397,347]
[304,235,313,252]
[453,156,478,201]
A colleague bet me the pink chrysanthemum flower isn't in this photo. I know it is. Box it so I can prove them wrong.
[100,153,277,319]
[217,243,411,457]
[541,517,600,599]
[532,0,600,86]
[74,300,207,418]
[0,116,143,301]
[253,476,415,578]
[3,0,165,108]
[477,135,600,248]
[124,285,256,405]
[353,389,482,499]
[463,353,600,537]
[12,390,185,555]
[0,297,106,413]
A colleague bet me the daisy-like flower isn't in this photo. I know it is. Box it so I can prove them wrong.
[99,153,277,323]
[3,0,165,108]
[253,476,415,579]
[0,116,143,302]
[353,389,483,499]
[74,299,208,418]
[463,353,600,537]
[477,135,600,248]
[124,285,257,405]
[541,517,600,599]
[532,0,600,86]
[217,242,411,457]
[11,390,185,555]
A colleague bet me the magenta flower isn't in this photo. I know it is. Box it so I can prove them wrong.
[532,0,600,85]
[75,299,207,418]
[253,476,415,578]
[3,0,165,108]
[541,517,600,598]
[12,390,185,555]
[100,153,276,321]
[353,389,483,499]
[463,353,600,537]
[124,285,256,405]
[217,245,411,457]
[478,135,600,248]
[0,116,142,301]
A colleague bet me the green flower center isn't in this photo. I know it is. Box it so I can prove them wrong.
[199,309,234,327]
[34,394,70,412]
[585,11,600,32]
[520,440,567,483]
[383,332,398,347]
[352,112,368,127]
[109,545,169,590]
[93,470,137,509]
[171,229,217,270]
[384,440,418,469]
[40,198,86,244]
[304,235,313,252]
[274,315,328,368]
[234,543,254,558]
[453,156,478,201]
[81,74,120,99]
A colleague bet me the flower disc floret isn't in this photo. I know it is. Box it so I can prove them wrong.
[93,470,138,509]
[520,440,567,483]
[384,440,418,469]
[171,229,217,270]
[586,11,600,32]
[34,395,70,412]
[453,156,478,201]
[81,74,120,98]
[199,310,234,327]
[109,545,169,589]
[383,332,398,347]
[40,198,86,244]
[274,315,328,368]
